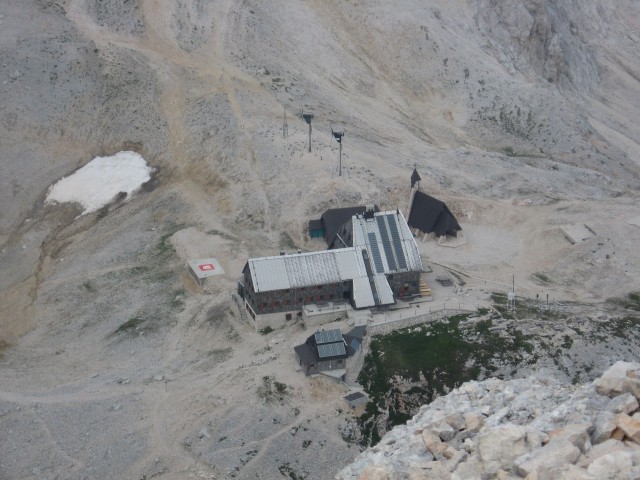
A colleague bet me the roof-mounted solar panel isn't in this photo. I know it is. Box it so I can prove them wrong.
[367,232,385,273]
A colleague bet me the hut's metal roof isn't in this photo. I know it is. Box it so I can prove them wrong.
[352,210,423,274]
[247,247,367,293]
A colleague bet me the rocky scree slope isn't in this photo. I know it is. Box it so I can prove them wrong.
[338,361,640,479]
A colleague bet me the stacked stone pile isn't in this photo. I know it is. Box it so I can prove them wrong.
[337,362,640,479]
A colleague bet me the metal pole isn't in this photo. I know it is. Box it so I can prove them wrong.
[308,124,312,153]
[339,141,342,176]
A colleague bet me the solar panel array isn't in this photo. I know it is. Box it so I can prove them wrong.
[375,216,397,271]
[367,232,384,273]
[317,342,346,359]
[386,216,408,269]
[315,329,342,344]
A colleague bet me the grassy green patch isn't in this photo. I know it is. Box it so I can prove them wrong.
[278,462,306,480]
[356,313,533,446]
[594,315,640,340]
[257,376,289,403]
[502,146,516,156]
[279,231,297,251]
[259,326,274,335]
[206,228,237,242]
[114,316,144,334]
[532,272,552,285]
[449,271,466,286]
[607,292,640,312]
[129,265,150,276]
[169,289,186,310]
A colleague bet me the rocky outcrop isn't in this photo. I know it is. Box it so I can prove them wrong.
[337,361,640,479]
[471,0,601,90]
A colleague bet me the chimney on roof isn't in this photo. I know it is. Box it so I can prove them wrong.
[364,205,375,220]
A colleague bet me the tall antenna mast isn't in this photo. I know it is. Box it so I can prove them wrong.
[331,126,345,176]
[302,111,314,153]
[282,106,288,138]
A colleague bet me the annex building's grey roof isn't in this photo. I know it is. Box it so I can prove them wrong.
[247,247,367,293]
[352,210,423,274]
[315,329,343,344]
[318,342,347,359]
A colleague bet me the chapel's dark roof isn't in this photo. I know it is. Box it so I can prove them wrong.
[408,191,461,237]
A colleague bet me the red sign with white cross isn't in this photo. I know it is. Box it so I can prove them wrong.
[199,263,215,271]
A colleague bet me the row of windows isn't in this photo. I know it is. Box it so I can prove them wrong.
[258,293,335,310]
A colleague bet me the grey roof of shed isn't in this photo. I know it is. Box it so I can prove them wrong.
[352,210,423,274]
[247,247,367,293]
[344,392,366,402]
[315,329,343,344]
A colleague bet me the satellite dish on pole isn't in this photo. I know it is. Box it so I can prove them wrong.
[331,126,345,176]
[302,111,314,153]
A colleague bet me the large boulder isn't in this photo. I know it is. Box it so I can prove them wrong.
[477,425,546,476]
[594,362,640,398]
[515,439,581,478]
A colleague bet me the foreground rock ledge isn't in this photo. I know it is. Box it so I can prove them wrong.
[337,361,640,480]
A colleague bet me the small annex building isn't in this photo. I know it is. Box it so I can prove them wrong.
[344,391,369,408]
[294,328,350,377]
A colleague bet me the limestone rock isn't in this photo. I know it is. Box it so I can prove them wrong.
[594,362,640,399]
[616,413,640,444]
[445,412,465,432]
[591,411,617,444]
[477,425,544,476]
[451,456,482,480]
[515,439,581,478]
[356,466,390,480]
[338,363,640,480]
[422,430,452,458]
[608,392,639,415]
[547,423,592,453]
[586,450,633,478]
[435,422,455,442]
[463,413,484,433]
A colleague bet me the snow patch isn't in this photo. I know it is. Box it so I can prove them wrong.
[46,151,154,215]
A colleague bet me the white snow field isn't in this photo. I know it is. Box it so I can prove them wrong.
[45,151,153,214]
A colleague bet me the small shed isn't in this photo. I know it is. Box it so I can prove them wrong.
[187,258,225,287]
[308,218,324,238]
[344,391,369,408]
